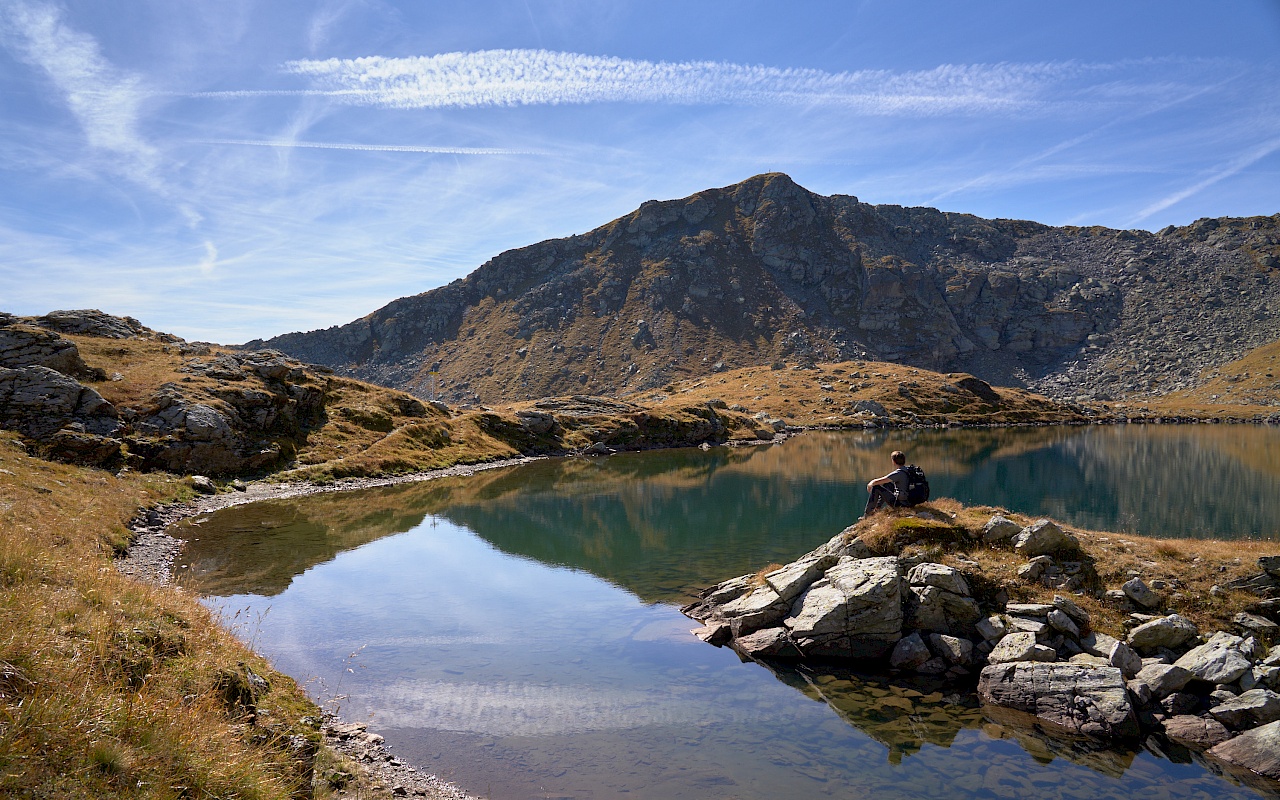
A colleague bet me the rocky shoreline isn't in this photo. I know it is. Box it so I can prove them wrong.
[683,512,1280,791]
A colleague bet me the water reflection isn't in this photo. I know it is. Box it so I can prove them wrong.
[183,426,1280,800]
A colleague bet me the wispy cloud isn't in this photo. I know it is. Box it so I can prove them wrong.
[0,1,159,188]
[192,138,547,156]
[1131,135,1280,223]
[265,49,1110,115]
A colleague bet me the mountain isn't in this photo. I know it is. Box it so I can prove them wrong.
[247,173,1280,405]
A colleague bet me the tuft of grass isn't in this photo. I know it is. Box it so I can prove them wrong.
[751,563,785,587]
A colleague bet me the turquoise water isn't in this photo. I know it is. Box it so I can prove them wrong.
[182,426,1280,799]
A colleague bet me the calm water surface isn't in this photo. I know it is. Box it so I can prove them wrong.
[182,426,1280,799]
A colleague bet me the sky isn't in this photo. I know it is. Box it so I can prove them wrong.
[1,1,1279,343]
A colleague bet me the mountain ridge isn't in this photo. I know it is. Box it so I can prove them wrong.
[246,173,1280,405]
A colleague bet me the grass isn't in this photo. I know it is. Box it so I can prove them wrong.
[0,430,321,799]
[843,498,1277,638]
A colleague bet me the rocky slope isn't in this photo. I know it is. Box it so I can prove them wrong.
[246,173,1280,405]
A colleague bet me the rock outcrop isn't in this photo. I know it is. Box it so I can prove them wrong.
[247,173,1280,406]
[0,311,328,474]
[687,508,1280,789]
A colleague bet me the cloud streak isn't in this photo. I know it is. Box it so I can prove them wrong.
[1131,135,1280,223]
[272,49,1112,115]
[0,1,159,188]
[192,138,547,156]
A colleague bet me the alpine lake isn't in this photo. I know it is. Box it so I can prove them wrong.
[178,424,1280,800]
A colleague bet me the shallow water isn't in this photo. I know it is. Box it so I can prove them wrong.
[182,426,1280,799]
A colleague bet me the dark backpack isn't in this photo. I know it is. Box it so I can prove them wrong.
[903,465,930,506]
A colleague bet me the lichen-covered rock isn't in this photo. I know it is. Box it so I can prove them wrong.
[978,662,1139,739]
[988,632,1055,664]
[1132,663,1193,699]
[0,365,119,441]
[1175,631,1254,686]
[721,585,790,636]
[981,515,1021,544]
[1122,577,1162,611]
[731,627,801,659]
[1012,519,1079,557]
[1127,614,1198,651]
[0,324,100,378]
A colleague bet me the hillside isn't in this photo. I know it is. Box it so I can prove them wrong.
[246,173,1280,406]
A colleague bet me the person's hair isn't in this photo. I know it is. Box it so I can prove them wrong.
[891,450,906,466]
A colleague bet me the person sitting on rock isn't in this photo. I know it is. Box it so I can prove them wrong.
[863,450,910,517]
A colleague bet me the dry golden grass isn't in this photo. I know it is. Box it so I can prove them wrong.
[845,499,1277,638]
[631,359,1082,428]
[0,431,320,798]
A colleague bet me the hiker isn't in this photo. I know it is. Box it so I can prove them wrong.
[863,450,912,517]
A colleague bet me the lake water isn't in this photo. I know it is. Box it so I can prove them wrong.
[181,426,1280,799]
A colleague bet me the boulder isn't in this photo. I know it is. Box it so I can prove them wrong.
[1127,614,1199,651]
[1210,689,1280,731]
[1164,714,1232,749]
[0,365,120,440]
[1080,631,1121,658]
[1234,612,1279,641]
[976,615,1007,642]
[34,309,151,339]
[1012,519,1079,557]
[907,562,970,596]
[721,585,790,636]
[1121,578,1162,611]
[191,475,216,494]
[1052,595,1090,627]
[889,632,932,670]
[978,662,1139,739]
[929,633,974,666]
[1260,556,1280,579]
[1175,631,1254,686]
[988,632,1055,664]
[1107,641,1143,678]
[981,515,1021,544]
[765,554,837,603]
[1133,663,1193,699]
[1047,609,1080,638]
[0,324,98,378]
[1210,719,1280,780]
[784,556,903,659]
[731,627,802,659]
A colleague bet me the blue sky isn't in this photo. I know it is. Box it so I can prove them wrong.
[2,1,1279,343]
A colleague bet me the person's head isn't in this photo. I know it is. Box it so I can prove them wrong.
[891,450,906,466]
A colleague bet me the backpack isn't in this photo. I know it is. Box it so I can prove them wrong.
[903,465,930,506]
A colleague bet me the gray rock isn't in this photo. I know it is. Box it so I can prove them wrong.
[1053,595,1091,626]
[1012,519,1079,557]
[731,627,802,659]
[889,632,932,670]
[1047,609,1080,638]
[929,633,974,666]
[905,583,982,634]
[1210,719,1280,780]
[764,555,837,603]
[1164,715,1232,749]
[978,662,1139,739]
[976,615,1007,642]
[1234,612,1279,640]
[1127,614,1198,651]
[1006,617,1049,637]
[0,365,119,440]
[1133,663,1193,698]
[1260,556,1280,578]
[1175,631,1254,686]
[1080,631,1121,658]
[1163,691,1201,716]
[690,622,731,646]
[981,515,1022,544]
[722,585,790,635]
[1108,641,1143,678]
[190,475,216,494]
[907,562,970,596]
[1006,603,1054,617]
[1121,577,1162,611]
[988,632,1056,664]
[1210,689,1280,731]
[784,556,902,659]
[515,410,556,434]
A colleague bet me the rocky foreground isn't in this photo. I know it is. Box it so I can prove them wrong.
[683,511,1280,789]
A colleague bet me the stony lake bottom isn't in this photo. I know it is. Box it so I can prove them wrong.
[179,425,1280,800]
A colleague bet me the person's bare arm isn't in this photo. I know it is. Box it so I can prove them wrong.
[867,473,894,492]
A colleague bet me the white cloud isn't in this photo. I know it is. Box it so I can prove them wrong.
[0,1,160,189]
[275,49,1100,115]
[192,138,547,156]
